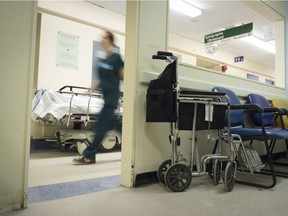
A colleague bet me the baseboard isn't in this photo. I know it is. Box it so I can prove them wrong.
[134,172,158,187]
[134,151,288,187]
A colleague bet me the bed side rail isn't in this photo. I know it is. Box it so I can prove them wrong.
[58,85,123,128]
[58,86,98,127]
[58,85,102,97]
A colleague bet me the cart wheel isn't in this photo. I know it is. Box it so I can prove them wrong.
[99,131,120,152]
[224,161,236,192]
[213,159,221,185]
[157,159,172,185]
[164,163,192,192]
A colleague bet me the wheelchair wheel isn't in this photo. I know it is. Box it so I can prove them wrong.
[213,159,221,185]
[224,161,236,192]
[164,163,192,192]
[157,159,172,185]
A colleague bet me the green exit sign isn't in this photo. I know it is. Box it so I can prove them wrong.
[204,23,253,44]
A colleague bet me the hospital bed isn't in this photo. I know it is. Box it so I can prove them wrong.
[31,85,122,153]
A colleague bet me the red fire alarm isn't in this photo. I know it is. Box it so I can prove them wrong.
[221,65,227,72]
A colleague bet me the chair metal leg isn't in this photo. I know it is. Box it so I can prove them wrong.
[235,139,277,189]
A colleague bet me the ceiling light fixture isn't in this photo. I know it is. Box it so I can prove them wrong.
[241,35,275,54]
[170,0,202,18]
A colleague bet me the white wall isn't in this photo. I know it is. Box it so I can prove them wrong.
[38,0,125,34]
[0,1,36,213]
[37,9,125,91]
[36,0,125,91]
[32,1,126,140]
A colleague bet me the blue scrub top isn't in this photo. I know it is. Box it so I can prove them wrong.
[98,52,124,108]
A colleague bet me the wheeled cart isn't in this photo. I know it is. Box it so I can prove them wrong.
[146,51,236,192]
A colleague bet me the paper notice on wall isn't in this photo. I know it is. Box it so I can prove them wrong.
[56,31,79,70]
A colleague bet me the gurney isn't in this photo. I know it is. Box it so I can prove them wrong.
[31,86,122,153]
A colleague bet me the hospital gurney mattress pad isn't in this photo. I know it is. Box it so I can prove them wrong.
[32,89,123,121]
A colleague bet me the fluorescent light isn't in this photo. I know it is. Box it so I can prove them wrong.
[170,0,202,18]
[241,35,275,54]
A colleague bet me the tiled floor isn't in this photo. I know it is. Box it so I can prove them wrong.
[28,149,121,187]
[2,145,288,216]
[27,147,121,204]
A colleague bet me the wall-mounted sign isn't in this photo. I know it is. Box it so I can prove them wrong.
[234,56,244,63]
[204,23,253,44]
[56,31,79,70]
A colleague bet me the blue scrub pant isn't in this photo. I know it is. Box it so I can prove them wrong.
[83,104,122,160]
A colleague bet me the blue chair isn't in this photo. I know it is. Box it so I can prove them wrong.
[247,93,288,167]
[212,87,288,189]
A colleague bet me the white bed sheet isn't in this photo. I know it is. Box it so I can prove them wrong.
[32,89,122,121]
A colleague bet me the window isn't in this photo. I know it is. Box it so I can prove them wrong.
[168,0,285,88]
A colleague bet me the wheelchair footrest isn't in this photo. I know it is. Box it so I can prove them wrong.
[237,145,265,172]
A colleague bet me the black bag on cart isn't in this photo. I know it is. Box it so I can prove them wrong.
[146,61,177,122]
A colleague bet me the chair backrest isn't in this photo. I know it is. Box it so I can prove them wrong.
[271,98,288,127]
[246,93,274,127]
[212,87,244,127]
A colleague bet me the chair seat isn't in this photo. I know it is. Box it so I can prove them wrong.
[230,127,288,139]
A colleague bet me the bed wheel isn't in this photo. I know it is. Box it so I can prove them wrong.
[59,143,66,152]
[164,163,192,192]
[157,159,172,185]
[98,131,120,152]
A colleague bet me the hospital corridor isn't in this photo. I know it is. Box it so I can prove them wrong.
[2,1,288,215]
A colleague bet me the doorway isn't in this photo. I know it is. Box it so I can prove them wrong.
[29,1,126,203]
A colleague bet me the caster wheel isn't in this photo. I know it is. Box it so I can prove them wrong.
[99,130,120,152]
[58,142,66,152]
[164,163,192,192]
[224,161,236,192]
[213,159,221,185]
[157,159,172,185]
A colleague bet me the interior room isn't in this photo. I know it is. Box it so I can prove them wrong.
[1,0,288,215]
